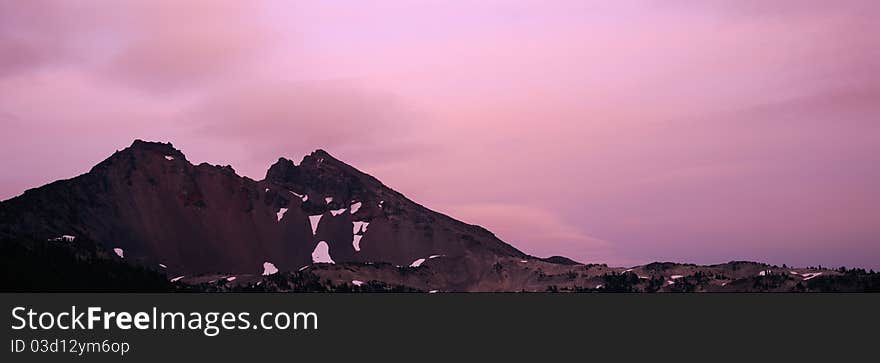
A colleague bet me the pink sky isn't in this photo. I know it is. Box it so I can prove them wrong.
[2,1,879,268]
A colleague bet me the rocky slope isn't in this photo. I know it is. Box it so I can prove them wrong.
[0,140,527,290]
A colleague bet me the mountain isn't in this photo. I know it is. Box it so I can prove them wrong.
[1,140,878,292]
[0,140,528,290]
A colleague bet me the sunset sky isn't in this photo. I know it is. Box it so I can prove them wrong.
[2,0,878,268]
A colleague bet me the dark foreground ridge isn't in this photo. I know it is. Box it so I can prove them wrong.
[1,140,878,292]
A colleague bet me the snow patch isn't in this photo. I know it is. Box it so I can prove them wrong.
[428,290,439,293]
[352,221,369,234]
[309,215,323,235]
[670,275,684,280]
[802,272,823,280]
[159,264,167,269]
[170,276,185,282]
[428,255,442,259]
[330,208,346,216]
[276,208,288,222]
[520,260,528,263]
[312,241,335,264]
[262,262,278,276]
[287,191,308,202]
[622,268,633,273]
[789,271,800,275]
[113,248,124,258]
[164,155,174,160]
[352,235,363,251]
[49,235,76,242]
[410,258,426,268]
[324,196,333,204]
[350,201,362,214]
[351,280,364,287]
[226,276,237,282]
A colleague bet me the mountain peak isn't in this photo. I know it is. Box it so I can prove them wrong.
[90,139,185,174]
[265,157,298,181]
[129,139,179,154]
[311,148,331,157]
[122,139,186,162]
[300,148,342,167]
